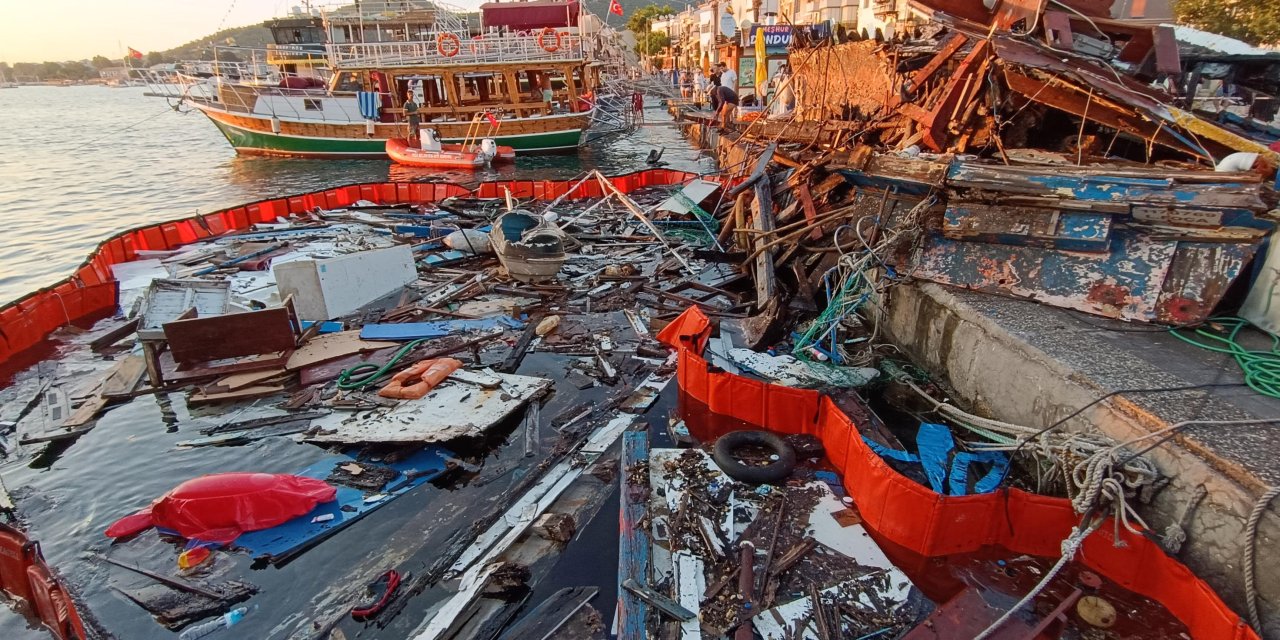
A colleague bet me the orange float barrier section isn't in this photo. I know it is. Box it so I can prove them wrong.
[0,523,89,640]
[0,169,701,371]
[656,305,1258,640]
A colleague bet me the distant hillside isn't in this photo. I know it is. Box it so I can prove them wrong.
[159,23,273,61]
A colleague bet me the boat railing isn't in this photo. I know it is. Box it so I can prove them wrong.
[329,32,586,68]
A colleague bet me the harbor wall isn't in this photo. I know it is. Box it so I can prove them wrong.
[882,282,1280,638]
[674,106,1280,636]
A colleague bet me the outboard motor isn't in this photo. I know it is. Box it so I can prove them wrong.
[478,138,498,164]
[420,128,443,152]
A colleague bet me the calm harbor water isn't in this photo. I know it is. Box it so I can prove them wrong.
[0,84,711,639]
[0,85,713,306]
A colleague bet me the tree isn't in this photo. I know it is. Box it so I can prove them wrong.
[1174,0,1280,47]
[626,4,676,36]
[0,62,10,76]
[90,55,114,70]
[145,51,168,66]
[636,31,671,57]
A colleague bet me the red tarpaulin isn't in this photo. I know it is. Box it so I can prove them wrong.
[105,473,336,544]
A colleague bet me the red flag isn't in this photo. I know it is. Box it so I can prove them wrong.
[609,0,623,16]
[485,111,500,128]
[127,47,144,60]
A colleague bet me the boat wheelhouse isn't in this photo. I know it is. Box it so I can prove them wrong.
[181,0,599,158]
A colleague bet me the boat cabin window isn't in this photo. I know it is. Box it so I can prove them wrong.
[458,73,503,105]
[303,98,323,111]
[334,71,362,93]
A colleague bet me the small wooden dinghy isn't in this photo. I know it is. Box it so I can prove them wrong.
[490,211,567,283]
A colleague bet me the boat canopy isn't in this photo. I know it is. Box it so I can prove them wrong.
[481,0,580,30]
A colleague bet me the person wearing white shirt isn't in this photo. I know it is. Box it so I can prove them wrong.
[718,62,738,91]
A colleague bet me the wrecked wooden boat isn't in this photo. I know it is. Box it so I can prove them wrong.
[490,210,568,283]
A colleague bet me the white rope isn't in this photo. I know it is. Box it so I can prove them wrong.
[973,518,1101,640]
[1245,486,1280,632]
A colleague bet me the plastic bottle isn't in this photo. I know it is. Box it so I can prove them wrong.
[179,605,255,640]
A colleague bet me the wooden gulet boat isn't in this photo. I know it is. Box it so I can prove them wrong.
[182,2,599,158]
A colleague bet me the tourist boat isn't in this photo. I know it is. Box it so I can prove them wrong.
[169,0,600,158]
[490,210,568,282]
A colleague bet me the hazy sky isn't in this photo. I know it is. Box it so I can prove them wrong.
[0,0,488,64]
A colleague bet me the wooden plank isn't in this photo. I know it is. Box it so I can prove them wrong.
[100,355,148,399]
[752,177,777,309]
[495,586,598,640]
[212,367,290,392]
[189,385,285,406]
[795,182,822,241]
[164,306,296,365]
[618,429,651,640]
[285,331,399,371]
[89,318,141,352]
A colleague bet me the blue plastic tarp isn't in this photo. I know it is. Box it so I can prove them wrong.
[231,446,452,563]
[862,422,1009,496]
[359,316,524,341]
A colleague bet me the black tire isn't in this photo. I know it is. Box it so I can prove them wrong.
[712,430,797,485]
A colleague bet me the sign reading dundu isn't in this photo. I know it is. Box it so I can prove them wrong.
[741,25,791,53]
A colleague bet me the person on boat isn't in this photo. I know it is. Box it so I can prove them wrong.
[403,93,421,145]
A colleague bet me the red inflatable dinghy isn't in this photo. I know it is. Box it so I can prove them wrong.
[105,472,336,544]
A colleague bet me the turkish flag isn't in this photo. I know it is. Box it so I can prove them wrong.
[609,0,623,16]
[485,111,500,128]
[127,47,144,60]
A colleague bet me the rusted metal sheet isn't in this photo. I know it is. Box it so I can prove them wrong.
[943,204,1112,252]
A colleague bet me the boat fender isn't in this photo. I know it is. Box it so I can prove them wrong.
[365,119,376,135]
[438,32,462,58]
[712,430,797,485]
[378,358,462,399]
[538,27,562,53]
[270,116,282,134]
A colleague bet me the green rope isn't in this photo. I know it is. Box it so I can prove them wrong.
[1169,316,1280,400]
[335,338,431,391]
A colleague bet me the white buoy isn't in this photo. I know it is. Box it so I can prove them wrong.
[270,116,282,134]
[365,119,376,136]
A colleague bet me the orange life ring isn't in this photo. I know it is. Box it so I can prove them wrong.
[437,32,461,58]
[537,27,561,53]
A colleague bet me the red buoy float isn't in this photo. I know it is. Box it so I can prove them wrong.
[537,27,561,53]
[437,32,462,57]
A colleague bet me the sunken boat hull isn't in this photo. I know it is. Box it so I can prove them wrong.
[490,211,568,283]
